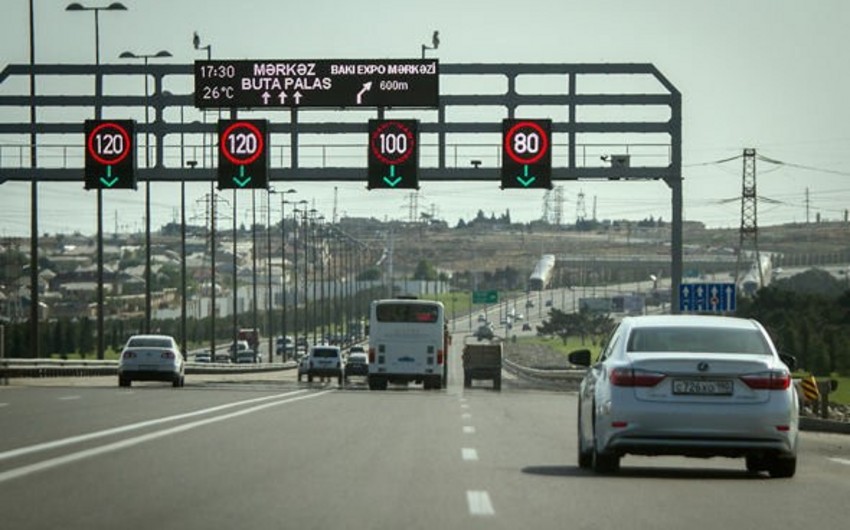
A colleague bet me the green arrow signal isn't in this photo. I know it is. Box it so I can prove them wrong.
[232,166,252,188]
[516,165,536,187]
[382,165,402,187]
[100,165,118,188]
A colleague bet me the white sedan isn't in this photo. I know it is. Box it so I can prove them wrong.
[118,334,185,388]
[570,314,798,478]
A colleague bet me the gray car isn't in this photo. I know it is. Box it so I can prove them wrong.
[569,314,798,478]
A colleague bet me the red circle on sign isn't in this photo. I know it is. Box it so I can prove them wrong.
[504,121,549,165]
[87,122,131,165]
[370,121,415,165]
[220,121,264,165]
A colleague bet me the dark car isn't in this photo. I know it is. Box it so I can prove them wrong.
[344,352,369,381]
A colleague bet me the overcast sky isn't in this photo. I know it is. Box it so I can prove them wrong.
[1,0,849,237]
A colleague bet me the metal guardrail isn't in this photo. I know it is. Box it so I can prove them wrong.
[0,358,294,380]
[502,357,585,383]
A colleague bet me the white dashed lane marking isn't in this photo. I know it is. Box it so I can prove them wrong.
[58,396,81,401]
[829,457,850,466]
[0,403,9,408]
[463,426,476,434]
[462,412,471,419]
[467,490,495,516]
[462,448,479,461]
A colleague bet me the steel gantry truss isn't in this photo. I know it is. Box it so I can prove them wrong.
[0,61,683,308]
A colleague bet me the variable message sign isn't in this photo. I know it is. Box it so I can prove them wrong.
[217,119,268,190]
[367,119,419,189]
[84,120,136,189]
[195,59,439,108]
[501,119,552,189]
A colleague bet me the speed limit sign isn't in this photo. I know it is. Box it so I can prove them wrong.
[501,119,552,189]
[84,120,137,190]
[217,119,269,190]
[367,119,419,190]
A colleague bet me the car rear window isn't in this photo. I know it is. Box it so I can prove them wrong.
[376,303,440,323]
[127,337,173,348]
[626,327,771,355]
[312,348,339,358]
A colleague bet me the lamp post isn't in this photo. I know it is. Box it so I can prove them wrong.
[193,31,218,358]
[119,49,172,333]
[278,192,301,359]
[66,1,127,360]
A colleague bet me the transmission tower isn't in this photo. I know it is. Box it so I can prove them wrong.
[553,186,564,226]
[575,190,587,223]
[542,190,552,222]
[735,148,763,286]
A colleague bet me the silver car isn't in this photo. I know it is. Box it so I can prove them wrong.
[569,315,798,478]
[118,334,185,388]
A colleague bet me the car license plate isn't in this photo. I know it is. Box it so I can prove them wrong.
[139,365,158,371]
[672,379,733,395]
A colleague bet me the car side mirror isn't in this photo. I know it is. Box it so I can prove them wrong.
[779,354,796,371]
[568,349,591,367]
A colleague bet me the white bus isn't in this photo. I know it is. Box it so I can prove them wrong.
[368,298,447,390]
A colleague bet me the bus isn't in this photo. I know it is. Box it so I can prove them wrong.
[368,298,446,390]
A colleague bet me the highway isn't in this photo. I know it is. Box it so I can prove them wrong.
[1,332,849,530]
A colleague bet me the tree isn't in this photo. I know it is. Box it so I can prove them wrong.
[413,260,437,281]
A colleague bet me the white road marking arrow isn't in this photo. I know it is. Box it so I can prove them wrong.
[357,81,372,105]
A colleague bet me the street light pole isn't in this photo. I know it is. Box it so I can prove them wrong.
[118,49,172,333]
[66,1,127,360]
[278,192,300,359]
[193,31,218,358]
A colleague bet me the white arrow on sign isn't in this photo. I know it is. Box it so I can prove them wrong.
[356,81,372,105]
[293,91,303,105]
[261,91,271,105]
[278,91,287,104]
[725,285,735,308]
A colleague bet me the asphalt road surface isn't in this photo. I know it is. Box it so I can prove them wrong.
[1,334,849,530]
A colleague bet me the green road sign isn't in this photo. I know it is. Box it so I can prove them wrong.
[472,290,499,304]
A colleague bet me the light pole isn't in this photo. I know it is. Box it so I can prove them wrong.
[66,1,126,360]
[119,49,172,333]
[278,192,300,359]
[193,31,218,358]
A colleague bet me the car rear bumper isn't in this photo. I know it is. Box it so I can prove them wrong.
[119,368,181,382]
[598,398,798,458]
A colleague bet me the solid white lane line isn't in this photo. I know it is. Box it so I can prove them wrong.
[0,389,309,463]
[467,490,495,516]
[462,448,479,461]
[58,396,81,401]
[829,457,850,466]
[0,390,332,485]
[463,426,476,434]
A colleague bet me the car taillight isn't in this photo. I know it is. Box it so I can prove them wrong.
[369,348,375,364]
[161,351,175,359]
[740,371,791,390]
[437,349,444,365]
[123,351,137,359]
[609,367,666,387]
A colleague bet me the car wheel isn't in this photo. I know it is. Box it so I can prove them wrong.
[464,375,471,388]
[307,373,313,383]
[338,373,343,385]
[172,376,181,388]
[493,376,501,391]
[118,377,129,388]
[591,411,620,474]
[766,456,796,478]
[577,407,593,469]
[745,455,766,473]
[297,373,302,382]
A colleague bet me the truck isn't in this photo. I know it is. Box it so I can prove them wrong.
[237,328,261,352]
[462,337,503,391]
